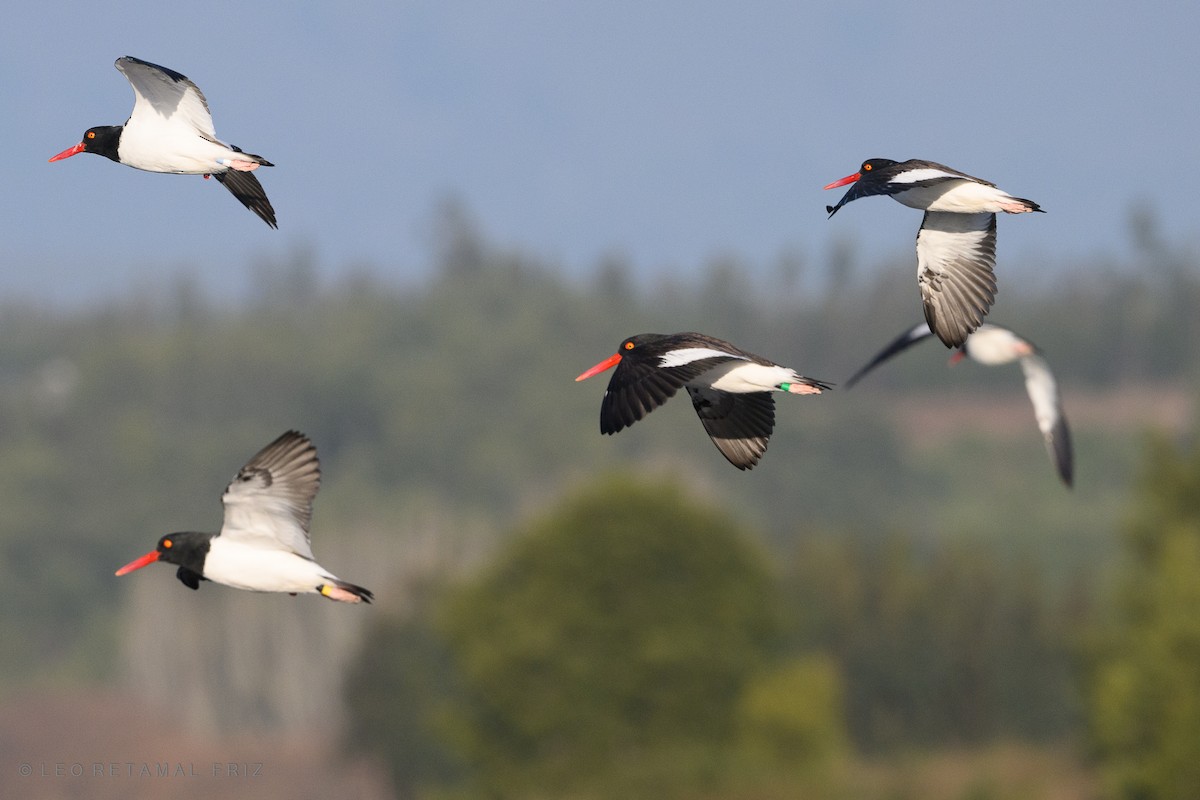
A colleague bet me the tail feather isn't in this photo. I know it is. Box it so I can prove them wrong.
[783,376,833,394]
[228,144,274,167]
[318,579,374,604]
[1007,195,1043,213]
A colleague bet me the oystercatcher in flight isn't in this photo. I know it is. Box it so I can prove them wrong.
[49,56,277,228]
[824,159,1041,348]
[115,431,372,602]
[575,332,831,470]
[845,321,1072,487]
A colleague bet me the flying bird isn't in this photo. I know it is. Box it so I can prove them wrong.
[575,332,831,470]
[824,158,1041,348]
[50,56,277,228]
[845,321,1072,487]
[115,431,372,603]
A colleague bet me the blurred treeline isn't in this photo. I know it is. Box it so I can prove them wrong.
[1,203,1198,797]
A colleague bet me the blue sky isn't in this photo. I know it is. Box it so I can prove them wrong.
[2,2,1194,304]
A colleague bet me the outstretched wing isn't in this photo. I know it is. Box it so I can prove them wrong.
[916,211,998,348]
[845,322,935,387]
[599,350,744,434]
[220,430,320,558]
[825,179,895,217]
[213,169,278,228]
[117,56,217,140]
[687,388,775,470]
[1018,354,1073,487]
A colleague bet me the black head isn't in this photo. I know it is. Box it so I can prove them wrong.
[858,158,898,176]
[576,333,668,382]
[49,126,122,164]
[115,531,212,582]
[824,158,903,216]
[153,532,211,570]
[619,333,669,353]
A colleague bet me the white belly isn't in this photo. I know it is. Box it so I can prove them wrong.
[119,124,239,174]
[204,539,335,595]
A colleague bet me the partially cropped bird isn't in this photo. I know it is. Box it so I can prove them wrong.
[824,158,1041,348]
[575,332,831,470]
[845,321,1072,487]
[115,431,372,602]
[50,56,277,228]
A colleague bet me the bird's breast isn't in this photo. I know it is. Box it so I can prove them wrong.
[203,539,328,594]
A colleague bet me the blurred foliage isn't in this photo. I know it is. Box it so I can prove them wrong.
[0,201,1195,799]
[436,474,780,799]
[1088,435,1200,800]
[343,583,465,798]
[344,476,1095,799]
[734,654,850,775]
[784,534,1085,752]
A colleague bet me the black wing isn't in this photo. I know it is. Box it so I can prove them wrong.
[687,388,776,470]
[599,356,733,434]
[844,322,935,388]
[213,170,278,229]
[825,179,901,218]
[176,566,207,591]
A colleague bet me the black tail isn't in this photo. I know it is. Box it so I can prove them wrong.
[332,579,374,604]
[213,170,278,229]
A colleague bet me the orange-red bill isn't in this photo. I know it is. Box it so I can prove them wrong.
[48,142,86,162]
[823,172,860,190]
[575,353,622,382]
[115,550,160,576]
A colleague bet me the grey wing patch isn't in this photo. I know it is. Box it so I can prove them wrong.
[221,430,320,555]
[687,388,776,470]
[116,56,217,139]
[916,211,997,348]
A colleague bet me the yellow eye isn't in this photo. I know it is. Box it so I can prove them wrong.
[86,131,95,140]
[862,162,872,172]
[624,341,635,350]
[162,538,173,549]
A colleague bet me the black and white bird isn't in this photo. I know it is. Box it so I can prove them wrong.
[824,159,1042,348]
[50,56,277,228]
[845,321,1073,487]
[115,431,372,603]
[575,332,831,470]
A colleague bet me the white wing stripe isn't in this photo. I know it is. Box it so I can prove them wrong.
[658,347,744,368]
[892,167,967,184]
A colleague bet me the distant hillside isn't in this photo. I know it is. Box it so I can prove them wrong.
[0,211,1194,697]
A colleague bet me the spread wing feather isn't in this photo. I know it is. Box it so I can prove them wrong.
[117,56,217,140]
[917,211,998,348]
[599,356,736,434]
[687,388,776,470]
[220,430,320,558]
